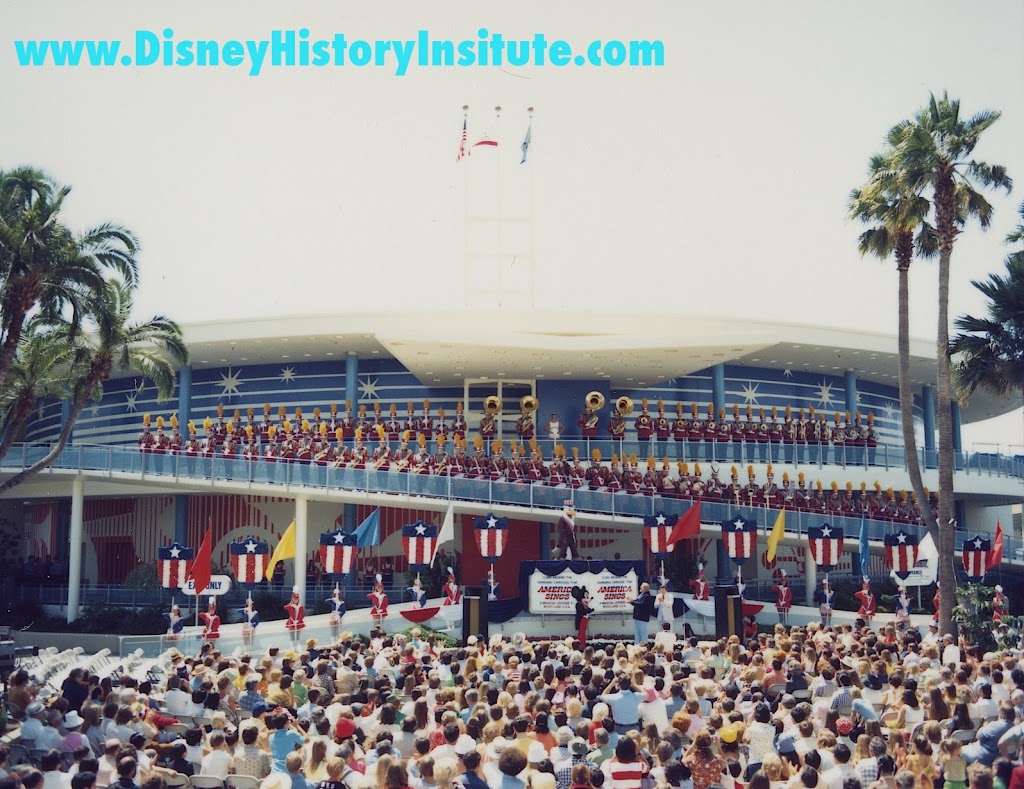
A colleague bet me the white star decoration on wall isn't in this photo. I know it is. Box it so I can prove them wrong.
[279,366,296,383]
[218,368,244,398]
[816,381,835,407]
[125,381,145,413]
[359,377,380,401]
[740,382,760,404]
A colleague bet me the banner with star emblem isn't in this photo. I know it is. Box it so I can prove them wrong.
[808,524,844,572]
[402,521,439,571]
[229,538,269,585]
[473,513,509,564]
[643,512,679,559]
[720,516,758,564]
[157,542,194,589]
[318,529,359,578]
[962,534,991,579]
[883,530,919,580]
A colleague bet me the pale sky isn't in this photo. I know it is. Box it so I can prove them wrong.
[1,0,1022,450]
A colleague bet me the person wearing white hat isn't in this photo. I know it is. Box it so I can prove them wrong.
[60,710,90,752]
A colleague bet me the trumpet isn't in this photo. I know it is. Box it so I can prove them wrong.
[483,395,502,414]
[586,391,606,411]
[616,396,635,416]
[520,395,539,413]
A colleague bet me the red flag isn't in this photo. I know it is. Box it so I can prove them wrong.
[189,528,212,595]
[987,522,1004,569]
[667,503,701,546]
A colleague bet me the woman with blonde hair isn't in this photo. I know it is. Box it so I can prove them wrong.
[306,738,329,783]
[375,754,395,789]
[433,758,461,789]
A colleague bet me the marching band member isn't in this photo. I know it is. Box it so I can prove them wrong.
[568,447,585,488]
[993,585,1008,623]
[490,441,506,481]
[260,403,273,443]
[368,574,389,628]
[412,435,432,473]
[372,426,391,471]
[866,411,879,465]
[854,577,876,623]
[419,400,433,438]
[768,406,784,459]
[403,401,417,437]
[761,465,779,509]
[138,415,154,453]
[442,567,461,606]
[745,465,760,507]
[673,403,688,444]
[756,408,770,463]
[608,407,626,443]
[163,603,184,640]
[435,407,448,440]
[433,434,450,475]
[284,587,306,631]
[386,404,402,441]
[716,407,731,461]
[479,406,496,441]
[625,454,642,494]
[394,431,414,472]
[263,425,279,462]
[641,455,660,496]
[328,403,341,436]
[606,455,623,493]
[691,463,706,499]
[797,408,809,464]
[676,462,691,498]
[772,570,792,626]
[654,401,671,458]
[578,406,598,439]
[451,402,467,441]
[634,398,653,446]
[703,404,717,451]
[341,401,356,439]
[545,445,567,486]
[527,442,547,482]
[507,441,525,483]
[516,406,535,440]
[705,464,723,501]
[221,424,238,459]
[688,403,704,461]
[689,563,709,601]
[586,449,605,490]
[467,437,489,479]
[169,416,183,455]
[314,424,333,464]
[450,439,468,476]
[199,598,221,642]
[184,422,201,457]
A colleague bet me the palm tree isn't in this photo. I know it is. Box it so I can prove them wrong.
[849,151,938,536]
[0,324,78,461]
[0,277,188,494]
[0,167,138,395]
[952,206,1024,434]
[887,92,1012,633]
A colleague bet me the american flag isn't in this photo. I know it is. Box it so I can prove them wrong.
[456,115,469,162]
[473,513,509,564]
[157,542,194,589]
[721,516,758,564]
[884,531,919,580]
[402,521,438,570]
[808,524,844,572]
[962,535,990,579]
[319,529,359,577]
[229,538,269,585]
[643,512,678,559]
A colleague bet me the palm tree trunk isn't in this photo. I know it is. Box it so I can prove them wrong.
[0,374,97,495]
[896,237,937,538]
[0,302,30,397]
[0,391,38,462]
[935,174,958,637]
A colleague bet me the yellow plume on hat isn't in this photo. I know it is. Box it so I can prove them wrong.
[474,435,483,450]
[217,403,224,418]
[798,472,805,484]
[402,430,410,442]
[529,438,538,452]
[264,403,271,415]
[835,412,841,423]
[375,425,385,440]
[846,481,853,492]
[759,407,765,420]
[295,408,303,420]
[680,462,689,475]
[245,425,254,439]
[874,480,882,492]
[860,481,867,492]
[746,404,752,419]
[816,479,823,490]
[662,456,669,469]
[809,406,816,417]
[641,397,648,409]
[630,453,638,466]
[283,420,291,433]
[783,471,790,483]
[650,455,657,469]
[319,422,327,437]
[571,446,578,460]
[156,416,164,429]
[301,419,310,433]
[731,465,738,477]
[719,406,725,419]
[143,413,151,427]
[373,402,380,413]
[278,406,286,419]
[355,428,362,442]
[733,404,739,419]
[439,408,445,419]
[436,433,446,446]
[831,481,839,491]
[592,448,601,462]
[203,416,212,431]
[233,409,240,421]
[345,399,352,411]
[188,420,196,434]
[657,399,665,412]
[335,428,343,441]
[800,408,806,419]
[407,400,414,412]
[785,405,792,420]
[423,399,430,410]
[747,465,754,478]
[389,404,396,416]
[225,422,234,434]
[359,404,366,416]
[457,401,463,413]
[314,407,321,418]
[694,462,701,476]
[268,424,277,438]
[772,407,777,419]
[676,402,683,415]
[247,407,254,419]
[691,402,698,417]
[331,402,337,415]
[767,463,774,476]
[418,434,426,449]
[845,410,851,422]
[867,412,875,424]
[491,440,502,454]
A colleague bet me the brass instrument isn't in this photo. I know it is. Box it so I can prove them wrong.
[586,391,606,411]
[616,396,634,416]
[520,395,539,413]
[483,395,502,414]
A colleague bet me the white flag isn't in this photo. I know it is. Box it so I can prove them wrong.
[431,504,455,566]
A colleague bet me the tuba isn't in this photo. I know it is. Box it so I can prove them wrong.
[520,395,539,413]
[616,396,634,416]
[586,391,606,412]
[483,395,502,414]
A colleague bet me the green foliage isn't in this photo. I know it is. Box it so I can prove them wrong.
[397,624,458,649]
[994,616,1024,653]
[123,563,160,590]
[952,582,997,652]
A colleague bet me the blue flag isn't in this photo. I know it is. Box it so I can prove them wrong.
[858,514,869,578]
[353,508,381,548]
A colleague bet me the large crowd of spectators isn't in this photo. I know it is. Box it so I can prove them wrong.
[6,619,1024,789]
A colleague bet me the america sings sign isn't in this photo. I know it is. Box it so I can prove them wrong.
[526,561,641,616]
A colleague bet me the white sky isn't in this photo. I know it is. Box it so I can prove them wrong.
[1,0,1022,451]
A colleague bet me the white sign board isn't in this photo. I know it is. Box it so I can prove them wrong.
[528,566,638,615]
[891,566,936,587]
[182,575,232,596]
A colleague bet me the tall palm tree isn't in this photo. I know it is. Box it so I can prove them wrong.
[0,324,78,460]
[849,151,938,536]
[0,277,188,494]
[0,167,139,395]
[888,92,1012,633]
[952,211,1024,434]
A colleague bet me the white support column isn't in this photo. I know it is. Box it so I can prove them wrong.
[294,495,308,605]
[805,544,817,606]
[67,478,84,623]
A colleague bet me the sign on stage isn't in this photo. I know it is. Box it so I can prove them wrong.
[182,575,232,596]
[526,561,639,615]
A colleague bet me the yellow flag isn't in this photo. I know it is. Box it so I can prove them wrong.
[766,509,786,563]
[265,521,297,580]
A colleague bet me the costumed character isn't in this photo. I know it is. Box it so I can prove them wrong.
[408,576,427,608]
[932,582,941,625]
[816,578,835,626]
[162,603,184,641]
[284,587,306,633]
[772,569,792,625]
[689,563,709,601]
[854,577,876,622]
[326,584,346,640]
[442,567,461,606]
[487,568,499,601]
[368,574,389,629]
[993,585,1008,623]
[239,594,260,652]
[572,585,595,647]
[199,598,221,642]
[894,586,911,628]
